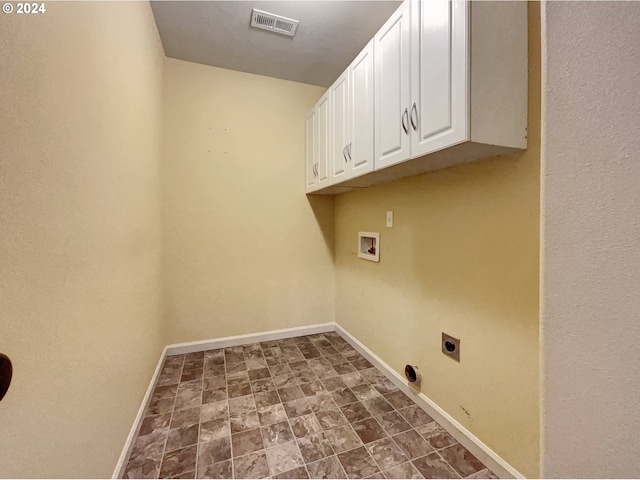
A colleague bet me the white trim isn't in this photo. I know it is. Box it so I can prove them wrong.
[112,345,168,479]
[165,323,335,355]
[334,323,525,480]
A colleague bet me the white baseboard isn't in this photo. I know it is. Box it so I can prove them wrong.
[112,345,168,479]
[334,323,525,480]
[165,323,336,355]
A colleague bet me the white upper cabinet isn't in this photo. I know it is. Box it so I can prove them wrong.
[371,0,527,174]
[330,71,350,184]
[305,90,331,193]
[374,1,411,170]
[307,0,528,194]
[349,40,375,179]
[410,0,467,157]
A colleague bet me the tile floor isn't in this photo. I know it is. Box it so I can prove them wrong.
[123,332,497,479]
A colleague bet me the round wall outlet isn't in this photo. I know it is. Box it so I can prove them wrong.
[404,364,421,383]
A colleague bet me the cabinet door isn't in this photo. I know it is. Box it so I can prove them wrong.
[330,71,351,184]
[305,107,317,192]
[316,90,331,188]
[349,40,374,179]
[410,0,468,157]
[374,0,411,171]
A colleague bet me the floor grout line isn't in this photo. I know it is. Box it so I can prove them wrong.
[221,350,235,479]
[276,341,315,479]
[194,352,205,478]
[253,342,273,479]
[159,354,186,478]
[433,448,464,479]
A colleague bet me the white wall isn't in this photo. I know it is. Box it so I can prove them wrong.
[540,2,640,477]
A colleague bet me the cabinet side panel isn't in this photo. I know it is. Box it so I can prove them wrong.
[470,1,528,149]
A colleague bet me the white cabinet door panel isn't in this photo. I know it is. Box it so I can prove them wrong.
[330,71,350,183]
[316,91,331,188]
[349,40,374,179]
[411,0,468,157]
[305,107,317,193]
[374,1,411,170]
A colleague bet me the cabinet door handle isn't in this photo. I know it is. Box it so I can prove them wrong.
[402,107,409,135]
[313,163,317,177]
[347,142,352,161]
[410,103,418,131]
[343,145,349,163]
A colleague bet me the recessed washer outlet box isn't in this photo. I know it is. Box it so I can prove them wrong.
[358,232,380,262]
[442,332,460,362]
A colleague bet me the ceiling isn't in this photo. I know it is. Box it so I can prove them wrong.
[151,1,401,87]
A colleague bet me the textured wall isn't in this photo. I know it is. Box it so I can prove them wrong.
[0,3,165,477]
[161,59,335,343]
[540,2,640,477]
[333,4,540,477]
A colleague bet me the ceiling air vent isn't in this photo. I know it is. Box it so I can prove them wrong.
[250,9,299,37]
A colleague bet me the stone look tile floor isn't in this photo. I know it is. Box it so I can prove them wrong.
[123,332,497,479]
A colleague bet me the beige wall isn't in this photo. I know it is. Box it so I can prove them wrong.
[334,4,540,477]
[0,2,165,477]
[540,2,640,477]
[161,59,334,343]
[0,2,542,477]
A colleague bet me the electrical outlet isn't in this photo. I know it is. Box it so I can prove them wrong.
[442,333,460,362]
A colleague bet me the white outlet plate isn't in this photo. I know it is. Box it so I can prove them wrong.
[386,211,393,228]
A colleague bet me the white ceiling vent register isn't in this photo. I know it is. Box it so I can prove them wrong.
[250,9,299,37]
